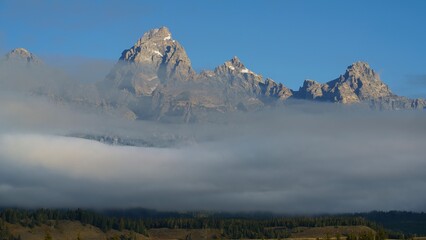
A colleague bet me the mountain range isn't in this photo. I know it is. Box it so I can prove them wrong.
[2,26,425,122]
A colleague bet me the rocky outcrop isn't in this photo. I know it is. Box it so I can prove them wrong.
[102,27,195,97]
[151,56,272,122]
[260,78,293,101]
[295,62,424,110]
[297,62,392,103]
[326,62,392,103]
[213,56,263,96]
[296,79,326,100]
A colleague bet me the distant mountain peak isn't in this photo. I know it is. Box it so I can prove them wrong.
[344,61,378,80]
[348,61,370,68]
[104,27,195,97]
[12,47,29,54]
[296,61,393,103]
[230,56,241,63]
[121,26,182,64]
[223,56,244,70]
[5,48,41,64]
[137,26,173,45]
[216,56,259,77]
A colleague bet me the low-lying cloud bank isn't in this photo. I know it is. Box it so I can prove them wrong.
[0,55,425,213]
[0,91,425,213]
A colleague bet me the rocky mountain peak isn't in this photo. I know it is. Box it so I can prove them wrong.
[120,26,179,64]
[105,27,195,97]
[338,61,392,101]
[5,48,41,64]
[137,26,173,45]
[296,61,393,104]
[229,56,243,65]
[295,79,324,100]
[215,56,259,77]
[225,56,246,70]
[302,79,321,87]
[347,61,371,71]
[343,61,380,83]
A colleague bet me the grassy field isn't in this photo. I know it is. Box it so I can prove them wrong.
[147,228,221,239]
[6,220,149,240]
[4,221,383,240]
[289,226,375,238]
[6,220,221,240]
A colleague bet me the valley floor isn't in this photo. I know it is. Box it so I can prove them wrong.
[5,221,378,240]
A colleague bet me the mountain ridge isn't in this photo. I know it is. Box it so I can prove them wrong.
[100,27,424,121]
[2,26,425,122]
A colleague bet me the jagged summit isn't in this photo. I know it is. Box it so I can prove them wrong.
[5,48,41,64]
[344,61,381,83]
[296,61,393,103]
[229,56,243,65]
[348,61,371,69]
[137,26,172,43]
[104,27,195,96]
[119,26,182,64]
[215,56,260,78]
[338,61,392,101]
[224,56,246,70]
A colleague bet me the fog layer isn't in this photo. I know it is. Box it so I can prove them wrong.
[0,59,425,213]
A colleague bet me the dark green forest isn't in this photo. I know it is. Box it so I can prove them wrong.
[0,208,424,240]
[359,211,426,236]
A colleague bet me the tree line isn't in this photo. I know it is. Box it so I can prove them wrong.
[0,208,419,240]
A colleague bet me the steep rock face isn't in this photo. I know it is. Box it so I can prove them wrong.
[152,57,273,122]
[211,56,265,111]
[102,27,195,97]
[213,56,263,96]
[296,62,425,109]
[325,62,392,103]
[260,78,293,101]
[297,62,392,103]
[295,79,324,100]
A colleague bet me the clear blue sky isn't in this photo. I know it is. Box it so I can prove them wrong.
[1,0,425,97]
